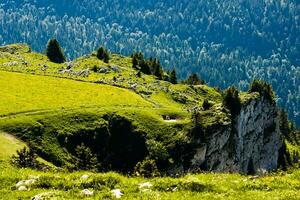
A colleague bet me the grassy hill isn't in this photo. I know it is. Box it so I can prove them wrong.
[0,44,299,199]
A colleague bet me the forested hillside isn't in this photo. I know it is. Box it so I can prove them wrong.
[0,0,299,125]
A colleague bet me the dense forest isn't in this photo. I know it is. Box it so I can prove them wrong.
[0,0,299,126]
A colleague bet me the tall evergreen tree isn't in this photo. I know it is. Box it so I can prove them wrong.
[223,86,241,117]
[152,60,163,80]
[185,73,204,85]
[96,46,105,60]
[139,59,151,75]
[169,68,177,84]
[103,50,110,63]
[46,39,66,63]
[97,46,110,63]
[132,54,139,69]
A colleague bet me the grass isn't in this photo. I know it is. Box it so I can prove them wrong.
[0,132,25,160]
[0,159,299,199]
[0,71,153,116]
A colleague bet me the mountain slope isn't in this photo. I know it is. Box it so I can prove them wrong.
[0,43,299,199]
[0,43,295,175]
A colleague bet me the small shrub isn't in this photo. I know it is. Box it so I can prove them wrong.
[11,147,38,168]
[202,99,212,110]
[74,143,98,171]
[81,174,121,190]
[146,140,169,161]
[134,159,160,178]
[91,65,99,72]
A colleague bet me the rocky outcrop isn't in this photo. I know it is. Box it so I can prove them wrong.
[190,96,283,174]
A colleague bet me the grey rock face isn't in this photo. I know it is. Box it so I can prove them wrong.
[190,96,283,174]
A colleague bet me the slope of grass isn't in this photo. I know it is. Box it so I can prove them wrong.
[0,71,154,116]
[0,132,25,161]
[0,163,299,200]
[0,70,189,168]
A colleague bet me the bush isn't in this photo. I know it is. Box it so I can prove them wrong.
[11,147,38,168]
[248,79,275,104]
[46,39,66,63]
[223,86,241,116]
[146,140,169,161]
[202,99,212,110]
[134,159,160,178]
[74,143,98,171]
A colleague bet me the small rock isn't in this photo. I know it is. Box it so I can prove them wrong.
[16,180,26,188]
[25,179,36,185]
[138,182,153,189]
[140,189,150,192]
[18,186,27,191]
[111,189,123,199]
[250,175,259,180]
[81,174,89,180]
[98,67,110,73]
[82,189,93,196]
[31,192,54,200]
[110,65,119,72]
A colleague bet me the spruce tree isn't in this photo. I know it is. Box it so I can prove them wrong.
[139,60,151,75]
[97,46,105,60]
[223,86,241,117]
[46,39,66,63]
[153,60,163,80]
[103,50,110,63]
[185,73,204,85]
[169,68,177,84]
[132,54,139,69]
[97,46,110,63]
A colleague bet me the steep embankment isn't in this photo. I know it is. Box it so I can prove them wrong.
[189,95,282,174]
[0,43,295,175]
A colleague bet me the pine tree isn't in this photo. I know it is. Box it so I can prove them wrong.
[185,73,204,85]
[153,60,163,80]
[132,54,139,69]
[97,46,110,63]
[103,50,110,63]
[169,68,177,84]
[223,86,241,117]
[96,46,105,60]
[46,39,66,63]
[139,59,151,75]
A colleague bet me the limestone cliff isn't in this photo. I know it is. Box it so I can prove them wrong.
[190,95,283,174]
